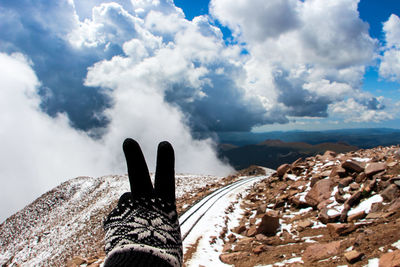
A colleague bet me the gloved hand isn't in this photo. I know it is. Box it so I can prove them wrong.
[104,138,182,267]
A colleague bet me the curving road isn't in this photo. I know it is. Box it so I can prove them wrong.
[179,169,274,266]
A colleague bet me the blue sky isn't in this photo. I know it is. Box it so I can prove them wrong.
[1,0,400,220]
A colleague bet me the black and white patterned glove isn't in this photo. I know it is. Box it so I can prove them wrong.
[104,139,182,267]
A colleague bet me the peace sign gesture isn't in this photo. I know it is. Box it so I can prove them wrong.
[104,139,182,267]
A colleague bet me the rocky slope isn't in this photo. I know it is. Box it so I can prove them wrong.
[217,145,400,266]
[0,173,244,266]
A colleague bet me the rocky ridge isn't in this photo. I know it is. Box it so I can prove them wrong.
[218,145,400,266]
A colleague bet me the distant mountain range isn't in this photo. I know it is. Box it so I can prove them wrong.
[217,128,400,170]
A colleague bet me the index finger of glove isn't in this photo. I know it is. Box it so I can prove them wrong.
[154,141,175,204]
[123,138,153,198]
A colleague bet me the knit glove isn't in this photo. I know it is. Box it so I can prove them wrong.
[104,139,182,267]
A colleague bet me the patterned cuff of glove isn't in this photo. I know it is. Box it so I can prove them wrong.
[104,193,182,267]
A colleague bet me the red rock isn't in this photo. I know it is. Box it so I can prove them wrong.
[327,223,357,237]
[317,199,333,210]
[322,150,337,161]
[339,177,354,187]
[233,225,246,234]
[319,208,340,224]
[347,211,366,222]
[365,162,387,176]
[255,234,269,243]
[344,250,364,263]
[342,161,364,173]
[345,191,362,207]
[277,163,291,177]
[349,183,360,191]
[355,172,367,183]
[379,250,400,267]
[302,241,341,262]
[331,166,347,178]
[297,219,313,231]
[219,252,247,264]
[305,179,334,207]
[388,198,400,212]
[252,245,269,254]
[246,226,257,237]
[289,196,308,208]
[256,213,280,236]
[222,243,232,253]
[381,184,400,202]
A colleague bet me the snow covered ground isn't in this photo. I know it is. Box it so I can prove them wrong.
[182,169,275,266]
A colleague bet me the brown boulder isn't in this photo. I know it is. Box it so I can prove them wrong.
[347,211,366,222]
[246,226,257,237]
[219,252,248,264]
[344,250,364,263]
[331,166,347,178]
[365,162,386,176]
[319,208,340,224]
[342,161,364,173]
[355,172,367,183]
[302,241,341,262]
[252,245,269,254]
[381,184,400,202]
[339,177,354,187]
[345,191,362,207]
[297,219,313,231]
[379,250,400,267]
[327,223,358,237]
[305,179,334,207]
[388,198,400,212]
[256,213,280,236]
[277,163,291,177]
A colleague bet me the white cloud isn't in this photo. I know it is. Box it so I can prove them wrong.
[329,98,393,123]
[379,14,400,82]
[211,0,377,121]
[0,48,233,222]
[0,53,112,222]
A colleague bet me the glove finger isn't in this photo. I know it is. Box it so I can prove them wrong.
[154,141,176,204]
[123,138,153,198]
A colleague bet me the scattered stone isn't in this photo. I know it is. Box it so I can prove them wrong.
[302,241,341,262]
[388,198,400,212]
[381,184,400,202]
[331,166,347,178]
[246,226,257,237]
[305,179,334,207]
[355,172,367,183]
[347,211,366,222]
[344,250,364,263]
[345,191,362,207]
[370,202,384,213]
[256,213,280,236]
[297,219,313,231]
[252,245,269,254]
[327,223,358,237]
[255,234,269,243]
[349,183,360,191]
[319,208,340,224]
[339,177,354,187]
[233,225,246,235]
[342,160,364,173]
[219,252,248,264]
[222,243,232,253]
[379,250,400,267]
[277,164,291,177]
[365,162,387,176]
